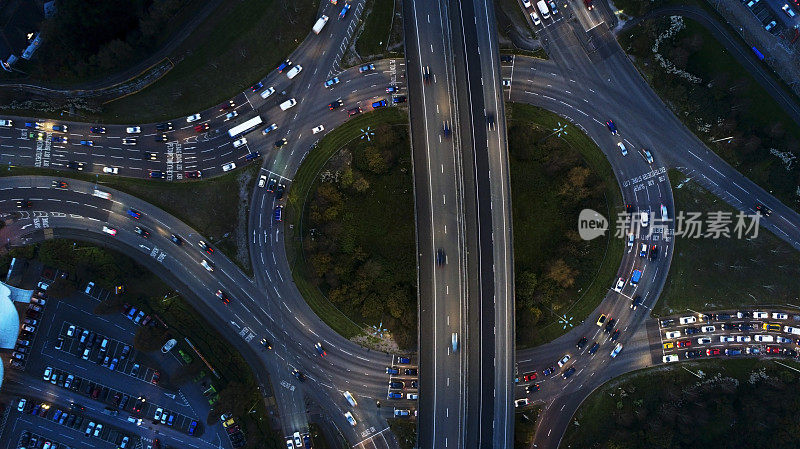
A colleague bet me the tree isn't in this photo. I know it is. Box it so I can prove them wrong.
[133,326,168,352]
[46,278,76,299]
[546,259,575,288]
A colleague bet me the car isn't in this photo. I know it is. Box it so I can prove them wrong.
[186,114,201,123]
[52,180,68,189]
[51,135,67,143]
[372,99,387,109]
[201,259,214,272]
[275,138,288,148]
[665,331,681,339]
[530,11,541,25]
[21,323,36,333]
[329,99,344,110]
[213,290,230,305]
[576,337,588,349]
[606,120,618,135]
[662,354,679,363]
[312,125,324,134]
[0,119,12,127]
[66,324,76,337]
[627,233,634,247]
[127,209,142,219]
[85,422,95,436]
[80,140,93,146]
[639,243,648,257]
[697,337,712,344]
[514,398,529,408]
[679,316,697,325]
[225,111,238,120]
[386,85,398,93]
[324,77,340,88]
[24,121,42,129]
[660,204,668,220]
[773,312,788,320]
[344,411,357,426]
[631,295,643,310]
[522,371,537,382]
[765,21,777,32]
[776,336,792,344]
[152,371,161,385]
[641,148,654,163]
[55,337,64,350]
[388,392,402,399]
[614,277,625,292]
[677,340,691,348]
[548,0,559,13]
[197,240,214,255]
[258,175,267,188]
[339,2,351,18]
[649,244,659,261]
[753,311,768,319]
[348,107,363,116]
[194,123,210,132]
[286,65,303,79]
[617,142,628,156]
[154,134,169,143]
[557,354,571,367]
[43,366,53,380]
[185,170,202,178]
[739,323,754,332]
[596,314,607,326]
[719,336,734,343]
[251,82,264,92]
[149,171,165,179]
[314,342,326,357]
[188,420,198,435]
[763,323,781,332]
[275,183,286,199]
[65,374,74,387]
[542,366,555,376]
[17,398,26,412]
[436,248,447,265]
[89,127,106,133]
[701,325,715,333]
[277,60,292,73]
[126,126,140,133]
[122,137,137,145]
[102,226,117,236]
[610,329,621,341]
[606,320,616,335]
[392,95,407,103]
[765,346,781,354]
[422,65,431,83]
[706,348,721,356]
[563,366,577,378]
[755,334,774,342]
[260,123,279,136]
[154,407,163,421]
[359,63,375,73]
[783,4,797,17]
[259,87,275,99]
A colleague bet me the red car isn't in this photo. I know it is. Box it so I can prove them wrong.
[766,346,781,354]
[184,171,202,179]
[151,371,160,385]
[194,123,210,132]
[706,348,720,356]
[677,340,691,348]
[523,372,537,382]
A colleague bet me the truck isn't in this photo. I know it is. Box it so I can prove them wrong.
[313,15,329,34]
[536,0,550,19]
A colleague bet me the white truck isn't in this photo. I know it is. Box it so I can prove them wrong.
[536,0,550,19]
[313,15,329,34]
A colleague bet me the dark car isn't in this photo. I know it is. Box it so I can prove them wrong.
[277,60,292,73]
[216,290,230,304]
[273,206,283,222]
[755,204,772,216]
[605,318,615,333]
[542,366,555,376]
[783,348,798,357]
[562,367,576,379]
[155,134,168,142]
[348,107,362,117]
[649,245,658,261]
[436,248,446,266]
[631,296,642,310]
[219,100,235,111]
[392,95,407,104]
[89,126,106,134]
[199,240,214,254]
[275,183,286,199]
[739,323,754,331]
[577,337,588,349]
[606,120,618,135]
[149,171,165,179]
[155,122,173,131]
[244,152,261,161]
[329,99,344,110]
[266,178,277,192]
[389,381,404,388]
[251,81,264,92]
[684,327,699,335]
[526,383,540,393]
[405,368,417,376]
[292,369,304,381]
[274,138,288,149]
[588,342,600,354]
[170,234,182,245]
[134,227,150,238]
[686,350,702,358]
[16,200,32,209]
[68,161,85,171]
[610,329,620,341]
[717,313,732,321]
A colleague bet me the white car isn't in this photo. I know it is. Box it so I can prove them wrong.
[640,212,649,227]
[286,439,294,449]
[312,125,324,134]
[82,347,91,359]
[772,312,788,320]
[186,114,201,123]
[784,326,800,336]
[17,398,26,411]
[697,337,711,344]
[522,0,531,7]
[662,354,679,363]
[557,354,570,367]
[617,142,628,156]
[102,226,117,236]
[43,366,53,381]
[701,325,715,333]
[258,175,267,188]
[776,336,792,344]
[94,423,103,437]
[102,166,118,174]
[232,137,247,148]
[784,4,797,18]
[719,336,734,342]
[610,343,623,358]
[344,411,356,426]
[260,87,276,99]
[735,335,751,342]
[530,11,541,25]
[627,233,634,247]
[154,407,163,421]
[222,162,236,172]
[514,398,530,407]
[200,260,214,272]
[641,148,654,164]
[754,334,774,342]
[85,281,94,293]
[613,277,625,292]
[679,316,696,325]
[753,311,768,319]
[665,331,681,339]
[660,204,668,220]
[406,393,418,400]
[67,325,76,337]
[286,65,303,79]
[0,119,12,127]
[126,126,140,133]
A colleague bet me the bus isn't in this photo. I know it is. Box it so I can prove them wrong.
[228,116,263,138]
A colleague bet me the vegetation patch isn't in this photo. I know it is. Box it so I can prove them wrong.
[387,418,417,449]
[562,359,800,449]
[284,108,415,348]
[508,103,623,347]
[355,0,398,59]
[2,165,258,275]
[656,170,800,315]
[515,406,541,448]
[619,16,800,211]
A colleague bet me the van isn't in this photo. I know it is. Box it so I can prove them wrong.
[280,99,297,111]
[232,138,247,148]
[286,65,303,79]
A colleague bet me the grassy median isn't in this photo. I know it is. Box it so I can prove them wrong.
[655,170,800,315]
[508,103,623,348]
[284,108,414,348]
